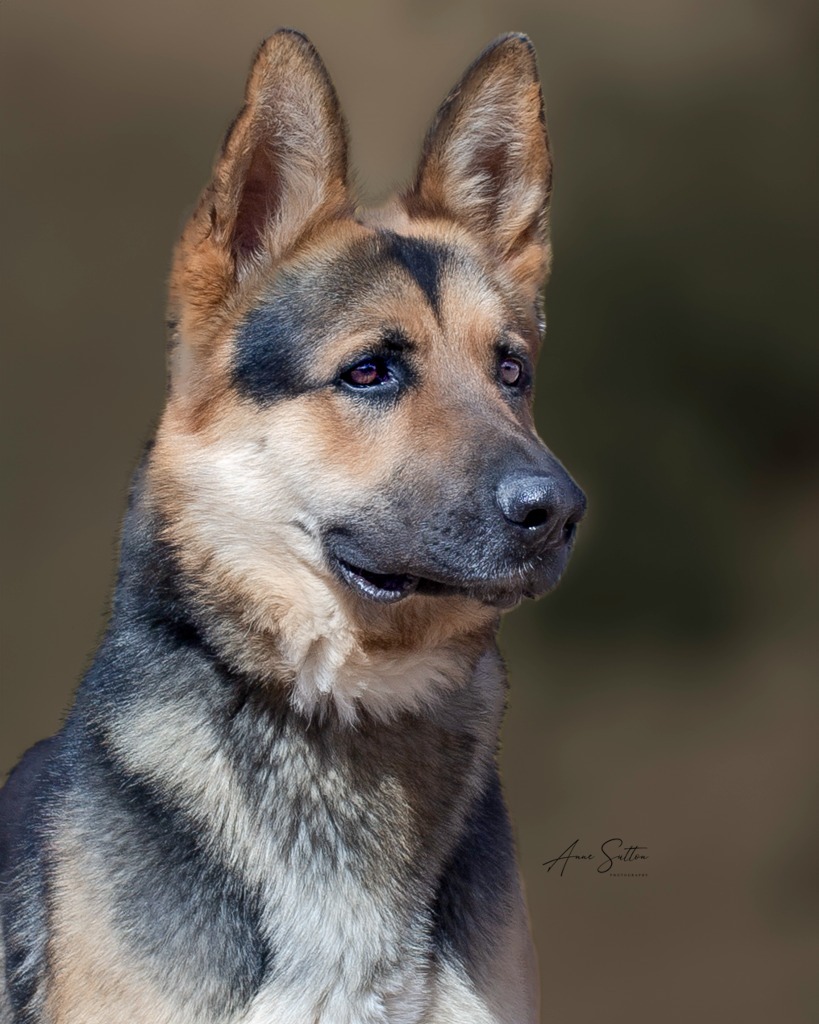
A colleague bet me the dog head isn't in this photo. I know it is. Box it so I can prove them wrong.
[149,31,585,703]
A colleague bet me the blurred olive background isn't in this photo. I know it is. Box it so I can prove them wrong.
[1,0,816,1020]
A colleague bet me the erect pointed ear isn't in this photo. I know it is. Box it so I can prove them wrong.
[403,34,552,299]
[173,30,350,322]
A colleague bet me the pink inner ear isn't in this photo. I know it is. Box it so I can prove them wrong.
[231,143,281,263]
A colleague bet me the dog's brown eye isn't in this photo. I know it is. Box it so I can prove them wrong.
[499,357,524,386]
[342,358,389,388]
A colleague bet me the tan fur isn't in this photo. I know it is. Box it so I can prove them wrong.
[403,35,552,303]
[45,834,181,1024]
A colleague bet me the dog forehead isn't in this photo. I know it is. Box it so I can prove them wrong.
[289,227,498,313]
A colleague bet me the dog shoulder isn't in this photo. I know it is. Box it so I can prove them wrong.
[1,736,63,1023]
[430,767,540,1023]
[0,737,58,873]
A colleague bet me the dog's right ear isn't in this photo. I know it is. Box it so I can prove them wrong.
[171,31,350,333]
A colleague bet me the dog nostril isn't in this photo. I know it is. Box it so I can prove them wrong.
[563,520,577,543]
[497,475,559,531]
[521,507,550,530]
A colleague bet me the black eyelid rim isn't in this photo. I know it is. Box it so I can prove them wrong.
[337,330,414,373]
[339,350,388,374]
[339,357,390,389]
[335,330,419,390]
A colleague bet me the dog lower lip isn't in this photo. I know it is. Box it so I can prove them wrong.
[330,539,573,606]
[336,558,419,603]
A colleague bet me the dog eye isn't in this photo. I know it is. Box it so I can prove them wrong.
[342,357,390,388]
[499,357,524,387]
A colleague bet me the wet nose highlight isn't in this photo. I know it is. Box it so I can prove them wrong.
[496,473,586,542]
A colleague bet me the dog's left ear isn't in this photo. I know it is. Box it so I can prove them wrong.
[404,34,552,301]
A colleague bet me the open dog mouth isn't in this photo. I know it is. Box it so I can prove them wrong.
[331,554,555,607]
[335,558,420,603]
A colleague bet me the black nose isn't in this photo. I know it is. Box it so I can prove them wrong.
[496,473,586,543]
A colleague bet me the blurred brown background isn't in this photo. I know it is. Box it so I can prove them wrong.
[1,0,816,1020]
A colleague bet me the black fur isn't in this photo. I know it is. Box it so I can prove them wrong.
[432,770,517,974]
[380,231,449,317]
[0,740,55,881]
[0,741,55,1022]
[86,735,272,1016]
[232,290,316,403]
[232,232,452,405]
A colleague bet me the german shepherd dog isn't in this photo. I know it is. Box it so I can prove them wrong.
[0,30,585,1024]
